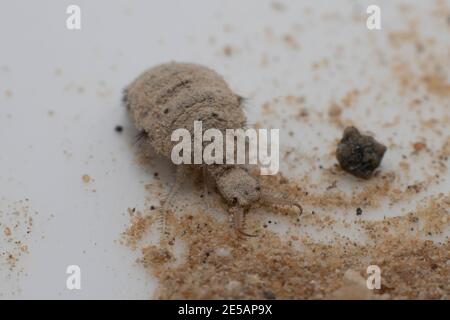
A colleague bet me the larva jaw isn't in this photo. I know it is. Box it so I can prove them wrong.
[229,206,257,238]
[259,189,303,216]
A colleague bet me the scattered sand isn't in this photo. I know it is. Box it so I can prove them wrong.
[0,200,34,272]
[121,2,450,300]
[123,192,448,299]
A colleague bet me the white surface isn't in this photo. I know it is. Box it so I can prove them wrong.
[0,0,449,299]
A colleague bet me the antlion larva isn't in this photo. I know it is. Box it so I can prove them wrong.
[123,62,302,238]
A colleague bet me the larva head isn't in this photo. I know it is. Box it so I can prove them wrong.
[215,168,261,208]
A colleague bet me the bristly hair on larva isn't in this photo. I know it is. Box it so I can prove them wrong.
[123,62,302,242]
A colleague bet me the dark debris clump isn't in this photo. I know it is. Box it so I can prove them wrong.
[336,126,387,179]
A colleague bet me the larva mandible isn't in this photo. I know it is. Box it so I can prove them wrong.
[123,62,302,237]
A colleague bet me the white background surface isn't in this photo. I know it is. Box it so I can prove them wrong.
[0,0,449,299]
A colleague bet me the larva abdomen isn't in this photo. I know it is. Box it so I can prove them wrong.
[125,62,246,159]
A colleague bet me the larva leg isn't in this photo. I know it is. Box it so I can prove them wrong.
[158,165,186,245]
[134,130,148,146]
[236,95,246,105]
[229,206,257,238]
[259,189,303,217]
[122,88,130,109]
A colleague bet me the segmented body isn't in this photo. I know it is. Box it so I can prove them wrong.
[124,62,260,208]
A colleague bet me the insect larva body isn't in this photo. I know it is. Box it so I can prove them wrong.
[124,62,301,237]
